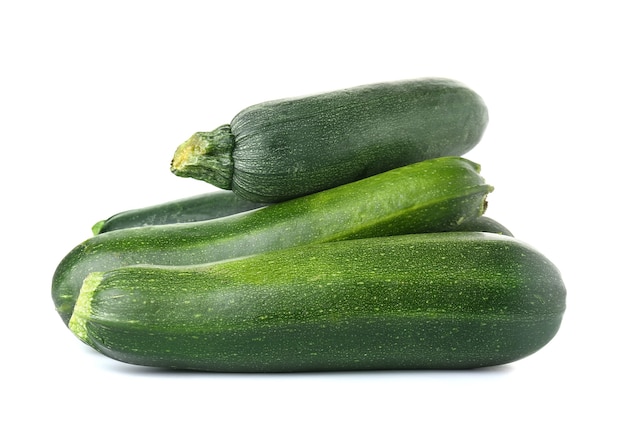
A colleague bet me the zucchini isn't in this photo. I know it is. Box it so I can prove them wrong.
[93,193,506,237]
[92,191,265,235]
[69,232,566,372]
[455,215,513,236]
[52,157,492,325]
[171,78,488,202]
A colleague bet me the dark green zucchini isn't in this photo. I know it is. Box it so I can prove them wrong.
[52,157,492,325]
[171,78,488,202]
[455,215,513,236]
[69,232,566,372]
[92,191,265,235]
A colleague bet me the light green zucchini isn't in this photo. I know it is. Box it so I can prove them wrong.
[94,196,508,237]
[52,157,492,325]
[171,78,488,202]
[70,232,566,372]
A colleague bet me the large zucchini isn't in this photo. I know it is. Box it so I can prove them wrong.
[92,191,265,235]
[171,78,488,202]
[69,232,566,372]
[52,157,492,325]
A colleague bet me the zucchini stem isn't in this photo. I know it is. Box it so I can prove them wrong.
[68,272,104,346]
[170,125,235,189]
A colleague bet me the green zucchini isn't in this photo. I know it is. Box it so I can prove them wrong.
[69,232,566,372]
[93,193,507,237]
[171,78,488,202]
[52,157,492,325]
[455,215,513,236]
[92,191,266,235]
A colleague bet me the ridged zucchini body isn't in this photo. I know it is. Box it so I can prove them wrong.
[52,157,492,325]
[69,232,566,372]
[92,191,265,235]
[171,78,489,202]
[93,193,509,237]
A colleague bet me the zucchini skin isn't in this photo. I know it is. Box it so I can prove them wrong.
[171,78,488,202]
[52,157,492,325]
[70,232,566,372]
[92,191,265,235]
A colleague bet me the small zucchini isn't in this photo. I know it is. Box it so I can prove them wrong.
[455,215,513,236]
[52,157,492,325]
[92,191,265,235]
[69,232,566,372]
[171,78,488,202]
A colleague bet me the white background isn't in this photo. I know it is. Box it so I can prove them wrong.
[2,1,624,442]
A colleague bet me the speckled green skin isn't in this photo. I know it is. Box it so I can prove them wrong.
[52,157,492,325]
[92,191,265,235]
[172,78,489,202]
[70,232,566,372]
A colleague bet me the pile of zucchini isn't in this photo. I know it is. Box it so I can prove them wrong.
[53,78,566,372]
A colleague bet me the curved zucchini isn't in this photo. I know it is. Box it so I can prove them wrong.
[93,193,506,237]
[52,157,492,325]
[92,191,265,235]
[69,232,566,372]
[171,78,488,202]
